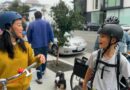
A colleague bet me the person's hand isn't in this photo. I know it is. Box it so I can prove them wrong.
[82,82,88,90]
[127,52,130,54]
[37,54,46,63]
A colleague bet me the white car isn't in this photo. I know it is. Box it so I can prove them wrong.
[120,24,130,32]
[49,33,87,55]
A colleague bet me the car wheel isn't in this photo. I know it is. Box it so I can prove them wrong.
[51,45,58,56]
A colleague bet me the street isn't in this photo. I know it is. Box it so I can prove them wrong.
[72,30,98,53]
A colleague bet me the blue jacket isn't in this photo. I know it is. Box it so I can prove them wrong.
[118,31,130,53]
[27,19,54,48]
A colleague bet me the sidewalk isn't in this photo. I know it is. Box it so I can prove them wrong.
[30,53,91,90]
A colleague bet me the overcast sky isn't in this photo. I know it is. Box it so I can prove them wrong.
[0,0,73,6]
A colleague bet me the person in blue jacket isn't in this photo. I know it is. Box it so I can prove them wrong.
[27,11,54,84]
[94,16,130,54]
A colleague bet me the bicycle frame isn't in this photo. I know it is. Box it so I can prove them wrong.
[0,62,37,90]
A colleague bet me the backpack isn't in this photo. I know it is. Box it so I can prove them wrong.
[90,49,120,90]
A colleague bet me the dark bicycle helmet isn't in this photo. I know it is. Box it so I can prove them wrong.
[104,16,119,24]
[98,24,123,41]
[0,11,22,30]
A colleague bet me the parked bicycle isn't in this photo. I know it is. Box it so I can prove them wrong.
[0,62,38,90]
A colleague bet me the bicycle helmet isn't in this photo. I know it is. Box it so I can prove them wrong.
[0,11,22,30]
[98,24,123,41]
[104,16,119,24]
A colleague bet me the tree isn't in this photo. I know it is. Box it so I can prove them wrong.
[8,0,30,16]
[51,0,85,65]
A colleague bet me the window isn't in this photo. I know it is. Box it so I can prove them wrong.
[91,11,100,24]
[106,8,130,25]
[93,0,99,9]
[105,0,121,8]
[95,0,98,9]
[120,8,130,25]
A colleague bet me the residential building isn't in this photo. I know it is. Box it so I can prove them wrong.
[86,0,130,25]
[74,0,87,22]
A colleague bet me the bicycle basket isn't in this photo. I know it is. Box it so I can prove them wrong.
[73,58,88,78]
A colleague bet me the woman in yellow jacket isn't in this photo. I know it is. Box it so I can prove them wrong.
[0,11,46,90]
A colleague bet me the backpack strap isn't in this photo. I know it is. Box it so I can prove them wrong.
[90,50,120,90]
[98,60,117,79]
[90,49,101,88]
[117,52,120,90]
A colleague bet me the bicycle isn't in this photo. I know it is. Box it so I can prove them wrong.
[70,57,88,90]
[70,56,130,90]
[0,62,38,90]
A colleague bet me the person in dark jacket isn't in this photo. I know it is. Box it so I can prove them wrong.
[27,11,54,84]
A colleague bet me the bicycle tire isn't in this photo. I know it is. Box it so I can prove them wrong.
[70,73,82,90]
[70,73,74,90]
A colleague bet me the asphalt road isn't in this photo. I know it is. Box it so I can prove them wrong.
[72,30,98,53]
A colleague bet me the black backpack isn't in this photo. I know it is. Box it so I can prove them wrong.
[90,49,120,90]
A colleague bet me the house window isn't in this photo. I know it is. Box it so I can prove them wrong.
[91,11,100,24]
[93,0,99,9]
[105,0,121,8]
[120,8,130,25]
[95,0,98,9]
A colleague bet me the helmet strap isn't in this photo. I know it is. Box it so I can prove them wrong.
[102,37,112,57]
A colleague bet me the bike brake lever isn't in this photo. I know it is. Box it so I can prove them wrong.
[24,62,38,76]
[24,69,31,77]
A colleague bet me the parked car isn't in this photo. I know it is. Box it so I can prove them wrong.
[120,24,130,32]
[84,23,100,31]
[49,32,87,55]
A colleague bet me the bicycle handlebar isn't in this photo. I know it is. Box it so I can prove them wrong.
[7,62,37,81]
[0,62,38,90]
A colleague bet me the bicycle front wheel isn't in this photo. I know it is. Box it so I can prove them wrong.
[70,73,82,90]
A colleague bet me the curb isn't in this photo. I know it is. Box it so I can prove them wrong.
[48,54,74,66]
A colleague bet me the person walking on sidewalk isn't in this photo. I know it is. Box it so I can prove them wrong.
[22,15,28,41]
[82,24,130,90]
[27,11,54,84]
[0,11,45,90]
